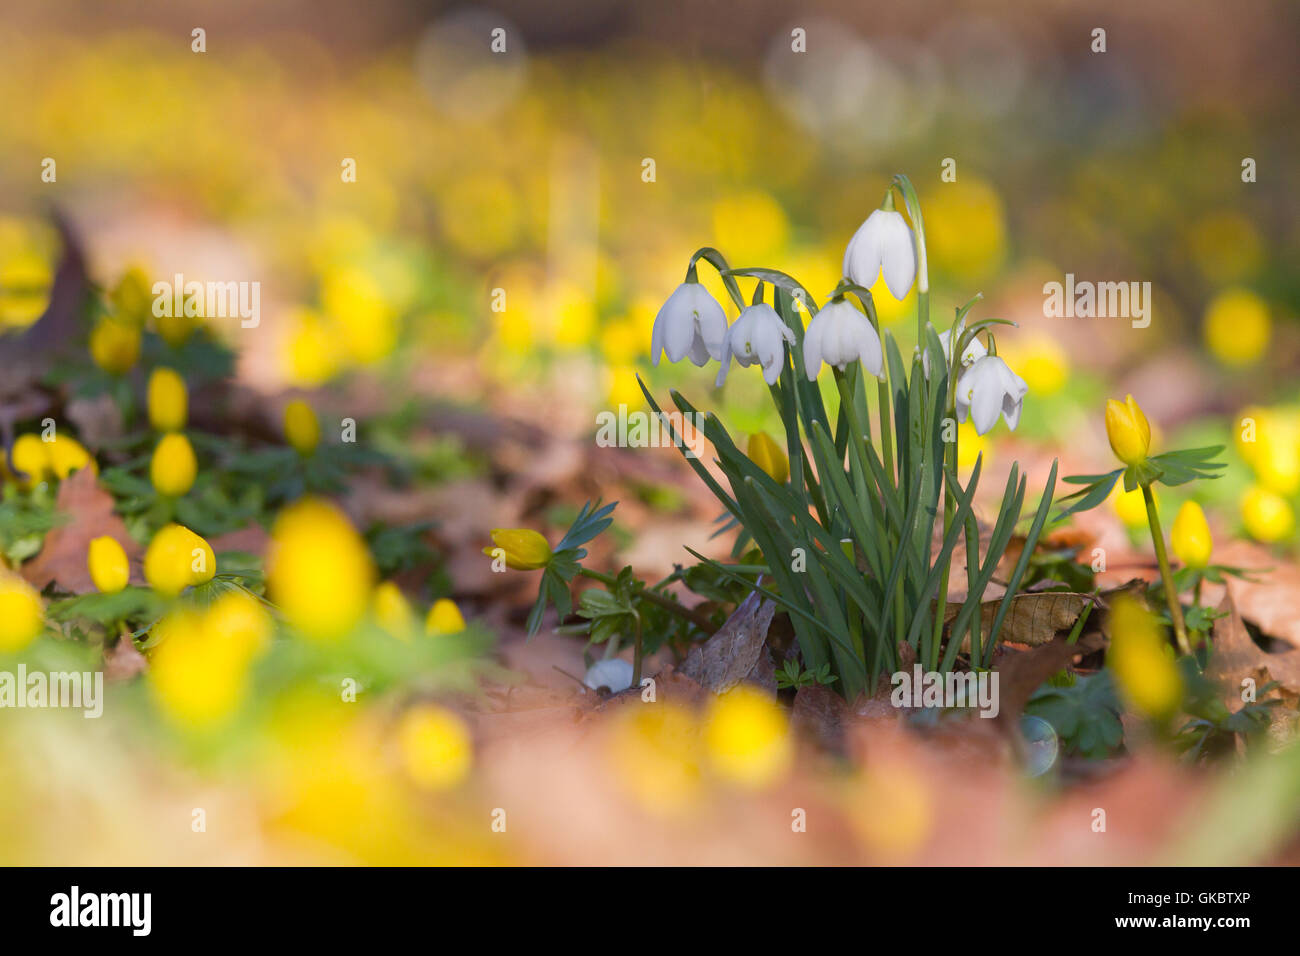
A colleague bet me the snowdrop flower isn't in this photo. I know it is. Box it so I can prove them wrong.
[922,319,988,378]
[843,203,916,300]
[803,298,883,380]
[584,658,635,694]
[956,355,1029,435]
[651,280,729,367]
[716,303,795,386]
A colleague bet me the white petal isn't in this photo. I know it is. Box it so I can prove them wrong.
[1001,393,1023,431]
[879,210,917,299]
[970,374,1003,435]
[686,284,729,361]
[843,211,886,289]
[584,659,634,693]
[803,311,826,380]
[857,319,884,379]
[687,333,711,366]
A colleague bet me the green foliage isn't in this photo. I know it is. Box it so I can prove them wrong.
[774,659,837,690]
[1025,671,1125,759]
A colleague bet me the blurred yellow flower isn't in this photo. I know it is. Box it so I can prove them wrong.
[283,399,320,455]
[267,498,376,642]
[373,581,415,638]
[1236,408,1300,495]
[157,309,197,349]
[0,574,44,652]
[280,308,342,387]
[321,266,399,365]
[703,685,792,789]
[608,701,702,816]
[87,536,130,594]
[598,312,645,366]
[1204,288,1270,367]
[1000,335,1068,396]
[149,604,261,729]
[1188,212,1262,285]
[925,177,1006,281]
[425,598,466,636]
[1105,394,1151,466]
[89,317,141,374]
[747,432,789,485]
[956,419,988,476]
[1112,483,1150,528]
[1240,485,1294,543]
[711,191,789,264]
[396,704,473,790]
[110,266,154,326]
[1170,501,1212,569]
[47,434,96,480]
[439,173,522,258]
[147,367,188,432]
[1107,595,1182,720]
[605,364,645,411]
[845,763,932,859]
[150,433,197,497]
[11,434,50,487]
[0,249,52,327]
[546,281,597,349]
[868,274,916,327]
[484,528,551,571]
[144,523,215,597]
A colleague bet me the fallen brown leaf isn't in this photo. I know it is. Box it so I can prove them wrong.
[677,589,775,693]
[21,468,142,594]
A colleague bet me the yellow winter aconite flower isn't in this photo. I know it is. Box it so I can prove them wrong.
[924,177,1007,281]
[1105,394,1151,466]
[157,309,196,349]
[204,589,273,660]
[0,574,44,652]
[711,191,790,264]
[110,267,153,325]
[483,528,552,571]
[846,763,933,859]
[1000,335,1069,396]
[267,498,375,642]
[1204,288,1270,368]
[150,433,197,497]
[147,367,188,432]
[396,704,473,790]
[87,536,130,594]
[1170,501,1213,569]
[1236,409,1300,495]
[373,581,416,637]
[144,523,215,597]
[1113,483,1150,528]
[47,434,96,480]
[283,399,320,455]
[608,701,703,816]
[703,685,792,789]
[89,317,141,374]
[1240,485,1294,543]
[747,432,789,485]
[148,603,264,729]
[0,249,52,327]
[10,433,50,486]
[280,308,342,387]
[1107,596,1183,721]
[425,598,466,636]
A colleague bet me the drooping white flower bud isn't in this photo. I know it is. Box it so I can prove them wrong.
[716,303,795,386]
[956,355,1029,435]
[651,281,729,367]
[843,207,916,300]
[803,298,883,381]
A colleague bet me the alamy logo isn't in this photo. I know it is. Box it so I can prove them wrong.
[1043,274,1151,328]
[890,664,1000,718]
[595,405,707,459]
[152,272,260,328]
[50,886,151,936]
[0,667,103,718]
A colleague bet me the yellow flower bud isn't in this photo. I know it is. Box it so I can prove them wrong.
[147,366,188,432]
[1170,500,1212,569]
[87,535,130,594]
[703,685,792,789]
[372,581,415,637]
[267,498,375,642]
[1107,596,1182,720]
[747,432,789,484]
[1105,394,1151,466]
[204,589,273,659]
[483,528,552,571]
[425,598,466,636]
[148,603,260,729]
[110,267,152,324]
[396,704,473,790]
[0,573,44,652]
[150,433,197,497]
[157,311,195,348]
[47,434,96,480]
[1241,485,1294,543]
[144,523,215,596]
[10,433,50,487]
[89,317,141,374]
[283,399,320,455]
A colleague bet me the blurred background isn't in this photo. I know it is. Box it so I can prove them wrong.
[1,0,1299,865]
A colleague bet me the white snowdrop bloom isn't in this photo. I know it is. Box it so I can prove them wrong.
[584,658,635,694]
[842,207,917,300]
[650,281,729,367]
[803,298,884,380]
[715,303,795,386]
[956,355,1029,435]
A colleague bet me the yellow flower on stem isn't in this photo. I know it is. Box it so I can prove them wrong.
[283,399,320,455]
[703,685,792,789]
[0,574,44,652]
[425,598,466,636]
[147,367,188,432]
[483,528,551,570]
[89,317,141,375]
[396,704,473,790]
[11,433,50,487]
[1107,595,1183,722]
[1105,394,1151,466]
[144,523,215,597]
[267,497,375,642]
[47,434,96,480]
[150,433,197,497]
[373,581,416,637]
[747,432,789,485]
[1170,501,1213,569]
[1241,485,1294,543]
[87,536,130,594]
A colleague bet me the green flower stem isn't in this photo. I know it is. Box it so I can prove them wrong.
[632,611,644,688]
[1141,482,1191,655]
[576,567,717,635]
